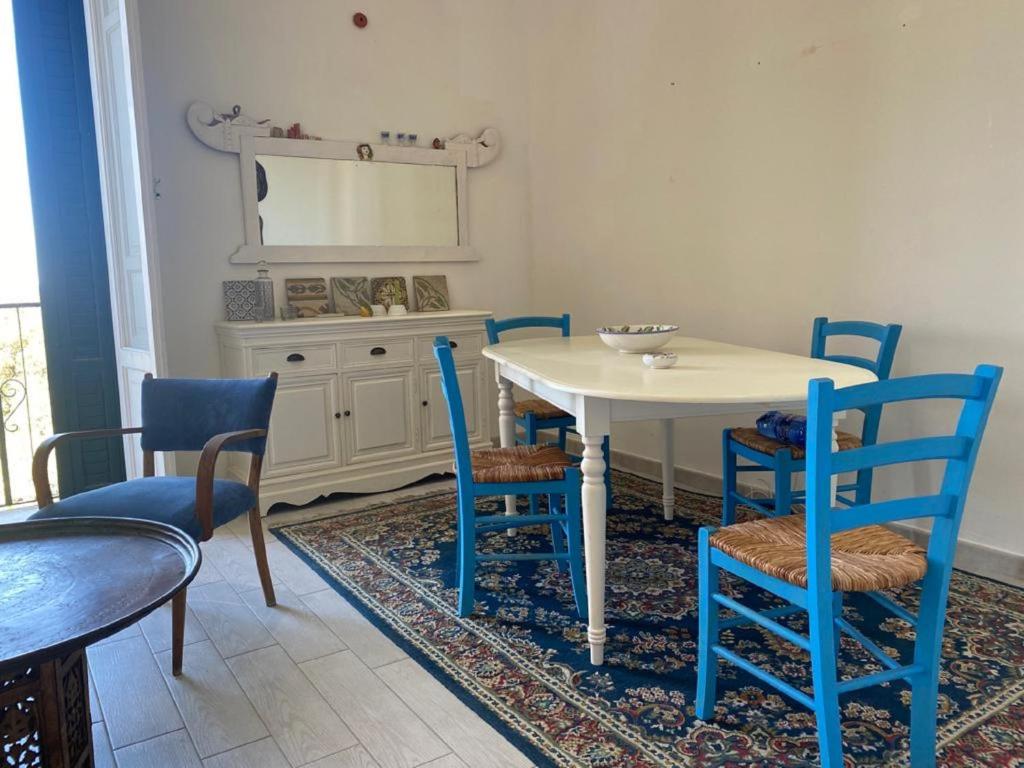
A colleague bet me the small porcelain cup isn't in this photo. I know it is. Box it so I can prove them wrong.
[388,304,408,316]
[371,304,387,316]
[642,352,678,369]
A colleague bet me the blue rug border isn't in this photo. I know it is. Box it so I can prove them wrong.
[270,489,557,768]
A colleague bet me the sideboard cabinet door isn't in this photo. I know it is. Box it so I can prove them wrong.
[342,368,417,463]
[264,374,342,477]
[420,360,483,452]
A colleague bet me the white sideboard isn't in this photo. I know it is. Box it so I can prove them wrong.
[216,310,492,510]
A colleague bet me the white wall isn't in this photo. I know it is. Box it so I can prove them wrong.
[525,1,1024,556]
[137,0,533,377]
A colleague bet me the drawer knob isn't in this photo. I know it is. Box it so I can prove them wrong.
[370,346,387,356]
[334,412,341,419]
[344,410,352,417]
[448,341,458,349]
[286,353,305,362]
[422,400,429,407]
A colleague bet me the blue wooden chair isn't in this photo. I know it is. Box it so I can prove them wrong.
[722,318,902,525]
[696,365,1002,767]
[433,336,587,619]
[485,314,611,514]
[30,373,279,675]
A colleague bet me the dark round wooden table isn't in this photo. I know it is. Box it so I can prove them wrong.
[0,517,200,768]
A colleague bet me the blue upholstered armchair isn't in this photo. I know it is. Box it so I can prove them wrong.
[30,373,279,675]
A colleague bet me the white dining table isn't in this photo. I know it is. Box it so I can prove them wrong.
[482,334,877,665]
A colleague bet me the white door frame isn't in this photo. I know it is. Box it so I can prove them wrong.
[82,0,171,475]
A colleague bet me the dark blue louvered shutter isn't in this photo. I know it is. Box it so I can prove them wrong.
[13,0,125,497]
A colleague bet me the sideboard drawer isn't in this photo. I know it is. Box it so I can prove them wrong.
[253,344,338,376]
[341,338,415,369]
[418,333,483,362]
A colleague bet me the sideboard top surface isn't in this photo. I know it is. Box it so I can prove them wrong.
[216,309,492,339]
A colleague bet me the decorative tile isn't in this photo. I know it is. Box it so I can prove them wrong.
[223,281,259,321]
[285,278,329,318]
[369,277,408,310]
[330,277,372,316]
[412,276,450,312]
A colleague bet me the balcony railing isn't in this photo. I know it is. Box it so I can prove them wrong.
[0,302,54,507]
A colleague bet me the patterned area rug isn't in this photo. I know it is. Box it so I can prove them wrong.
[271,471,1024,767]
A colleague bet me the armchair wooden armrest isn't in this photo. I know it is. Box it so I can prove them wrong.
[33,427,145,507]
[194,429,267,541]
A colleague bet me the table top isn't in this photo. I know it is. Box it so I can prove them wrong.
[483,335,878,404]
[0,517,200,669]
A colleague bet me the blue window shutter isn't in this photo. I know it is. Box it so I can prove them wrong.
[13,0,125,496]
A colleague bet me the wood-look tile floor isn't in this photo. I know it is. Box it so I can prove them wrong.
[4,481,533,768]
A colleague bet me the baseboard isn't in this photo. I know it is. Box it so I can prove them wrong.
[569,437,1024,588]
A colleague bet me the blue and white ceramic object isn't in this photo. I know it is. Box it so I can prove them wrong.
[642,351,678,369]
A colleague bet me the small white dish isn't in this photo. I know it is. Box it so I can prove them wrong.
[596,324,678,354]
[387,304,408,316]
[642,352,678,369]
[371,304,387,316]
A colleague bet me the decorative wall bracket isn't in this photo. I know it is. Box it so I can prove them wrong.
[186,102,270,153]
[445,127,500,168]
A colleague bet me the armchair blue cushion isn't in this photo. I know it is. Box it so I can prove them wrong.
[31,477,255,541]
[141,376,277,455]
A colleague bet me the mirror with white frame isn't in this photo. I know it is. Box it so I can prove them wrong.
[185,101,500,264]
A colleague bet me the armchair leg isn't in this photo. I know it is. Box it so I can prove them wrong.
[171,588,186,676]
[249,504,276,607]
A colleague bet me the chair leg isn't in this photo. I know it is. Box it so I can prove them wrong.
[832,592,843,658]
[171,588,186,677]
[721,430,737,526]
[527,416,540,517]
[549,494,568,572]
[602,435,612,506]
[564,482,587,620]
[908,568,949,768]
[695,527,720,719]
[773,452,793,517]
[809,590,844,768]
[248,504,276,607]
[457,496,477,617]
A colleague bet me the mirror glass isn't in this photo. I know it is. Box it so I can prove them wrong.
[255,155,460,247]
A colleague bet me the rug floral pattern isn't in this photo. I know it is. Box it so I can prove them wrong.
[272,472,1024,767]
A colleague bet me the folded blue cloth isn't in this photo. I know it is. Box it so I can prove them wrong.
[756,411,807,447]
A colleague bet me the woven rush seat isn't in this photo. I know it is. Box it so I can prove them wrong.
[468,445,574,484]
[513,398,569,420]
[729,427,861,460]
[710,514,927,592]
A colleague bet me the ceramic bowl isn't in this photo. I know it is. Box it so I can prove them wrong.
[596,324,678,354]
[642,351,678,369]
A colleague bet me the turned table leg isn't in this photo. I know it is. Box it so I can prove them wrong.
[661,419,675,521]
[497,377,517,536]
[580,434,608,665]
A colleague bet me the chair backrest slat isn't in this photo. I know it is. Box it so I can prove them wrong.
[809,317,902,450]
[831,436,973,475]
[833,373,988,412]
[804,365,1002,595]
[433,336,474,491]
[820,353,879,371]
[485,314,571,345]
[830,494,957,533]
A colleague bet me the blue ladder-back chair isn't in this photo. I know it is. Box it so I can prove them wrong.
[722,317,902,525]
[433,336,587,618]
[485,314,611,515]
[31,373,279,675]
[697,365,1002,768]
